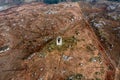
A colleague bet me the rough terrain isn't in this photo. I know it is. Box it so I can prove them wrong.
[78,1,120,80]
[0,2,116,80]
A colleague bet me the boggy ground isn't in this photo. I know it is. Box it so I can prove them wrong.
[0,2,114,80]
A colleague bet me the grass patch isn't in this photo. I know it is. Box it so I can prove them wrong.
[89,56,101,62]
[95,78,101,80]
[66,73,85,80]
[43,36,78,52]
[86,44,96,51]
[95,72,101,75]
[38,52,47,58]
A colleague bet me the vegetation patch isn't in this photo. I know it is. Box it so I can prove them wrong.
[89,56,101,62]
[38,52,47,58]
[95,78,101,80]
[95,72,101,75]
[43,36,78,52]
[66,73,85,80]
[86,44,96,51]
[75,30,80,35]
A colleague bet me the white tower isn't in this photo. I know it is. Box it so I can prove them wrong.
[56,36,62,46]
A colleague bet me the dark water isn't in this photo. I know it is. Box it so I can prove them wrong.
[43,0,80,4]
[42,0,120,4]
[0,0,120,6]
[44,0,59,4]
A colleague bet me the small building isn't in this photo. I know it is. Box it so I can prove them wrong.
[56,36,62,46]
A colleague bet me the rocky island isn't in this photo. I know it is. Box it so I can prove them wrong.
[0,0,119,80]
